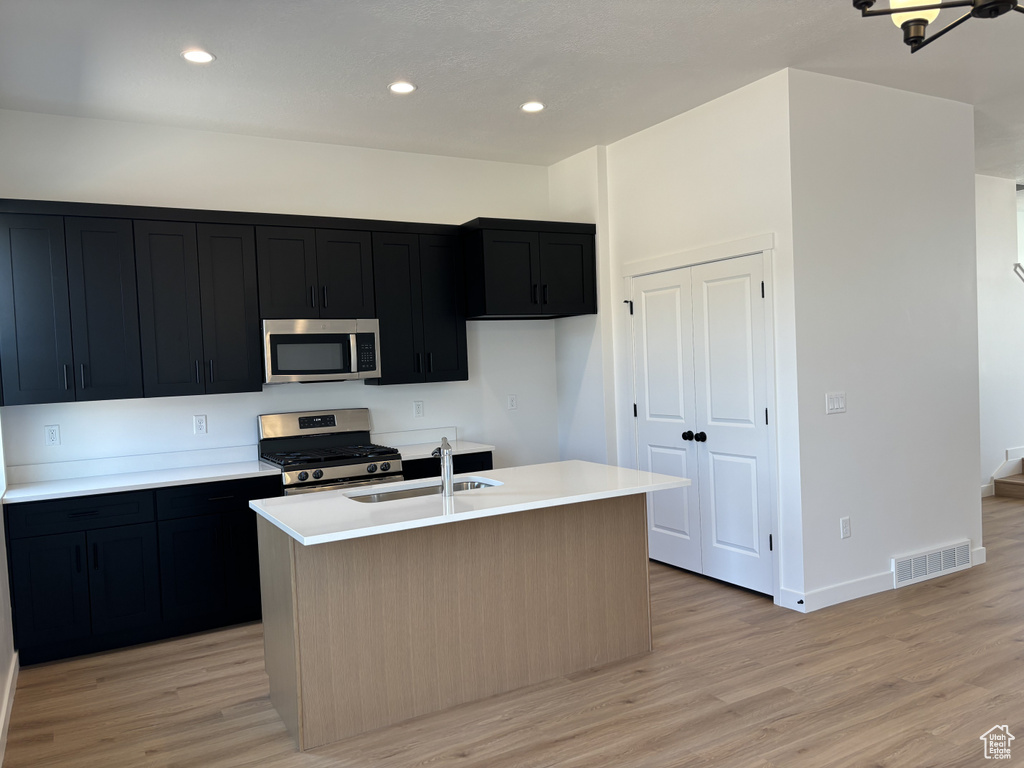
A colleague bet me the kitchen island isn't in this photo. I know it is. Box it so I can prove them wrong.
[250,460,688,751]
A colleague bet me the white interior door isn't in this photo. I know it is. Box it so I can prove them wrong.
[632,269,702,571]
[690,255,773,594]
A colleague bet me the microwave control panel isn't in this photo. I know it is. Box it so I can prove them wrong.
[356,333,378,372]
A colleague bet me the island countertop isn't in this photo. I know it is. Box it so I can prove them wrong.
[250,459,689,545]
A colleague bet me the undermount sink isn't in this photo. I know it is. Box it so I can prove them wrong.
[348,477,501,504]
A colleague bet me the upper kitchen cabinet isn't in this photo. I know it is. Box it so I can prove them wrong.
[462,219,597,319]
[256,226,374,319]
[367,232,467,385]
[135,221,262,397]
[0,215,143,405]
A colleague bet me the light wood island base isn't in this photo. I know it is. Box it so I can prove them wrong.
[256,494,650,751]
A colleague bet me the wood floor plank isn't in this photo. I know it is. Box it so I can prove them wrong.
[5,496,1023,767]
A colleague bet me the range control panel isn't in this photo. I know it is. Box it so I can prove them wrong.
[298,414,337,430]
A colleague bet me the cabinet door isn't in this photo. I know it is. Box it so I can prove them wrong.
[197,224,263,394]
[256,227,318,319]
[0,214,75,405]
[158,515,229,624]
[135,221,205,397]
[539,232,597,316]
[479,230,541,316]
[223,508,262,622]
[419,234,467,382]
[10,532,91,648]
[315,229,375,318]
[370,232,424,384]
[65,217,144,401]
[87,523,161,635]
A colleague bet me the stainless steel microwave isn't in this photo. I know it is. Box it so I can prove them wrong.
[263,319,381,384]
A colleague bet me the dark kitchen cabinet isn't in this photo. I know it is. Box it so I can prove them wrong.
[402,450,493,481]
[368,232,467,385]
[256,226,374,319]
[136,221,262,397]
[462,219,597,318]
[6,490,161,664]
[0,215,143,405]
[155,475,279,632]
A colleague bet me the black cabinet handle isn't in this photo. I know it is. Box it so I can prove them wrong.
[322,285,329,308]
[75,545,82,574]
[427,352,433,373]
[68,510,98,518]
[542,284,549,305]
[532,284,539,304]
[310,285,317,308]
[695,431,707,443]
[92,543,99,571]
[682,431,694,441]
[63,364,69,391]
[195,360,201,384]
[79,363,86,390]
[206,495,234,502]
[414,352,422,373]
[208,360,215,383]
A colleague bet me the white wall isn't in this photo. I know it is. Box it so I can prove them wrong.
[0,109,559,476]
[548,146,616,464]
[603,71,805,602]
[788,70,982,604]
[977,175,1024,492]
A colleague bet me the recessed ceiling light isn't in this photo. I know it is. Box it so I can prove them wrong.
[181,49,215,64]
[389,81,416,95]
[520,101,545,113]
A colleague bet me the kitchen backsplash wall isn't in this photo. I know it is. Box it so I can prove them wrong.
[1,322,559,479]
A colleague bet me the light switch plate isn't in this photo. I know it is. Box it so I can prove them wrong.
[825,392,846,415]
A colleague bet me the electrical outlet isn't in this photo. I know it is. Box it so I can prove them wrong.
[840,516,852,539]
[193,414,207,435]
[413,400,424,418]
[44,424,60,447]
[507,394,518,410]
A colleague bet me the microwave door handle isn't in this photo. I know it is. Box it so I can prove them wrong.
[350,334,359,374]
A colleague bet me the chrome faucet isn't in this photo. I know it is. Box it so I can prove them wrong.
[432,437,454,497]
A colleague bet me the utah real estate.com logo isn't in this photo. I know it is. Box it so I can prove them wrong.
[980,725,1014,760]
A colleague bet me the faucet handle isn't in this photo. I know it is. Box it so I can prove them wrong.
[432,437,453,458]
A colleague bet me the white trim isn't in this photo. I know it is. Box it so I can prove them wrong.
[982,483,995,498]
[0,651,18,767]
[620,233,775,278]
[793,571,895,612]
[973,545,987,565]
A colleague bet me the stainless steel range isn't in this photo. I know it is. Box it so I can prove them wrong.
[258,408,403,495]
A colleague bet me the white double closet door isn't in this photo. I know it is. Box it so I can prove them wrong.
[632,253,773,595]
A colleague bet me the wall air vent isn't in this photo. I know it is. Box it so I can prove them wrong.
[892,540,971,588]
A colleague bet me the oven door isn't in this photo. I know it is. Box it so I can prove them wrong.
[263,319,380,384]
[282,474,405,496]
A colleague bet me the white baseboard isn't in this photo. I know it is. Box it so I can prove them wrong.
[973,546,987,565]
[0,651,19,767]
[779,570,893,613]
[982,483,995,498]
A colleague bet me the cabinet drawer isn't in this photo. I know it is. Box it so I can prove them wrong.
[5,491,155,539]
[155,475,282,520]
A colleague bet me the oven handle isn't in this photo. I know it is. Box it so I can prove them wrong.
[283,474,405,496]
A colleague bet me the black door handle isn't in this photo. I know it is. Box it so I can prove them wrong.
[414,352,422,373]
[79,363,87,390]
[322,285,329,308]
[208,359,215,383]
[694,431,707,443]
[195,359,201,384]
[542,284,549,304]
[63,364,70,391]
[682,431,694,441]
[310,285,317,308]
[531,284,539,304]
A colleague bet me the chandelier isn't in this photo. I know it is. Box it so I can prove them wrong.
[853,0,1024,52]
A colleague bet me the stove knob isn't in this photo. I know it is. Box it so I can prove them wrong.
[312,469,324,480]
[367,463,378,473]
[297,471,309,482]
[380,461,391,472]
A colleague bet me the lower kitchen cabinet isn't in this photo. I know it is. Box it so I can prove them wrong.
[4,475,281,665]
[402,451,493,481]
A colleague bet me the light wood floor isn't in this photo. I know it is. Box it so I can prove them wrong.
[6,496,1023,768]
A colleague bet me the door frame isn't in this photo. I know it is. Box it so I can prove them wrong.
[623,234,781,603]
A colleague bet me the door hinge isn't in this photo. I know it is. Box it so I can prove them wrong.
[624,299,634,315]
[761,281,765,299]
[633,403,638,418]
[765,408,769,425]
[769,534,773,551]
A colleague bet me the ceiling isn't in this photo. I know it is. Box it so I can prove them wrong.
[3,0,1024,178]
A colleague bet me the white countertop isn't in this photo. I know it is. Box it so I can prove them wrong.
[250,459,689,546]
[2,461,281,504]
[395,439,495,461]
